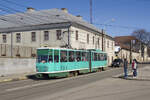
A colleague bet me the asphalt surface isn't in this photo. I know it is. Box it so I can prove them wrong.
[0,64,147,100]
[0,67,124,100]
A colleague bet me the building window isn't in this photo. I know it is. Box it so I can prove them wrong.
[93,36,94,44]
[2,34,7,43]
[87,34,89,44]
[107,41,109,48]
[98,38,100,45]
[56,30,61,40]
[16,33,21,43]
[44,31,49,41]
[31,32,36,42]
[76,30,78,40]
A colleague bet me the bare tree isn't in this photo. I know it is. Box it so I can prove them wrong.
[132,29,150,47]
[132,29,150,59]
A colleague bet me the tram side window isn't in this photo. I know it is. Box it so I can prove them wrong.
[99,53,103,61]
[54,50,59,62]
[76,51,81,62]
[98,53,100,61]
[82,52,87,61]
[86,52,88,61]
[87,52,90,61]
[101,54,105,61]
[49,55,53,62]
[94,53,98,61]
[104,54,107,60]
[100,54,104,61]
[92,53,94,61]
[61,51,67,62]
[69,51,75,62]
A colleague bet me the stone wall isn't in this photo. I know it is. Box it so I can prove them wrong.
[0,58,36,76]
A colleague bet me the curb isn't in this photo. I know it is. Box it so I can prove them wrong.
[0,76,28,83]
[113,73,150,81]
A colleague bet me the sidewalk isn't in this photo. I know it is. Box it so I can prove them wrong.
[118,65,150,81]
[0,72,36,83]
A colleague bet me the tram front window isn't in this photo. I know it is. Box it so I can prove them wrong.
[38,55,48,63]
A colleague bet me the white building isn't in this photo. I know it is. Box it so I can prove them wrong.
[0,8,115,65]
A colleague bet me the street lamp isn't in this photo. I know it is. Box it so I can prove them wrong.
[102,18,115,52]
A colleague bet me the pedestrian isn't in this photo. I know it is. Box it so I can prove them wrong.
[132,59,137,78]
[123,58,128,78]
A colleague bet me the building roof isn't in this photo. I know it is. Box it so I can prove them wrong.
[115,36,138,44]
[114,36,139,52]
[0,8,100,32]
[0,8,114,40]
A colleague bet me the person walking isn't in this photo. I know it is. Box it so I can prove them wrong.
[132,59,137,78]
[123,58,128,78]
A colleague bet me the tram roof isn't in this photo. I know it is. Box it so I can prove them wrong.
[37,47,106,53]
[37,47,88,51]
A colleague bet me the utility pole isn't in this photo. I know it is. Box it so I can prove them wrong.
[90,0,93,24]
[130,40,132,64]
[102,29,104,51]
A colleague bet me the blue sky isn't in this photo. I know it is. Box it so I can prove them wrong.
[1,0,150,37]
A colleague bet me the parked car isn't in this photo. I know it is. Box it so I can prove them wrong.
[111,59,123,67]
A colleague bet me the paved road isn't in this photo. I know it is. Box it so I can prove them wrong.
[0,67,124,100]
[0,64,148,100]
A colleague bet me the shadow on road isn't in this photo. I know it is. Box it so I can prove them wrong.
[26,74,67,81]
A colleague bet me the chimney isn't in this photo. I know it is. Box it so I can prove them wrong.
[76,15,82,20]
[27,7,35,12]
[61,8,68,13]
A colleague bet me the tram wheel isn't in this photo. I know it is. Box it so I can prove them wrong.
[43,74,49,79]
[74,71,78,76]
[68,72,74,77]
[102,67,105,71]
[98,68,102,72]
[35,74,42,78]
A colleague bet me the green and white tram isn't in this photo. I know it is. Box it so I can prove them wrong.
[36,47,107,78]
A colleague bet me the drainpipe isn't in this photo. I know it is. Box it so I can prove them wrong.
[10,32,13,58]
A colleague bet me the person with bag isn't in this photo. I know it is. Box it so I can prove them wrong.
[132,59,137,78]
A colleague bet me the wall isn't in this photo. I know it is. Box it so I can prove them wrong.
[0,58,36,76]
[117,49,141,62]
[70,26,102,49]
[105,38,115,65]
[0,28,69,48]
[0,44,37,58]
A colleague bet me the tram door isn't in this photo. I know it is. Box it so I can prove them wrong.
[54,50,60,71]
[88,51,92,72]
